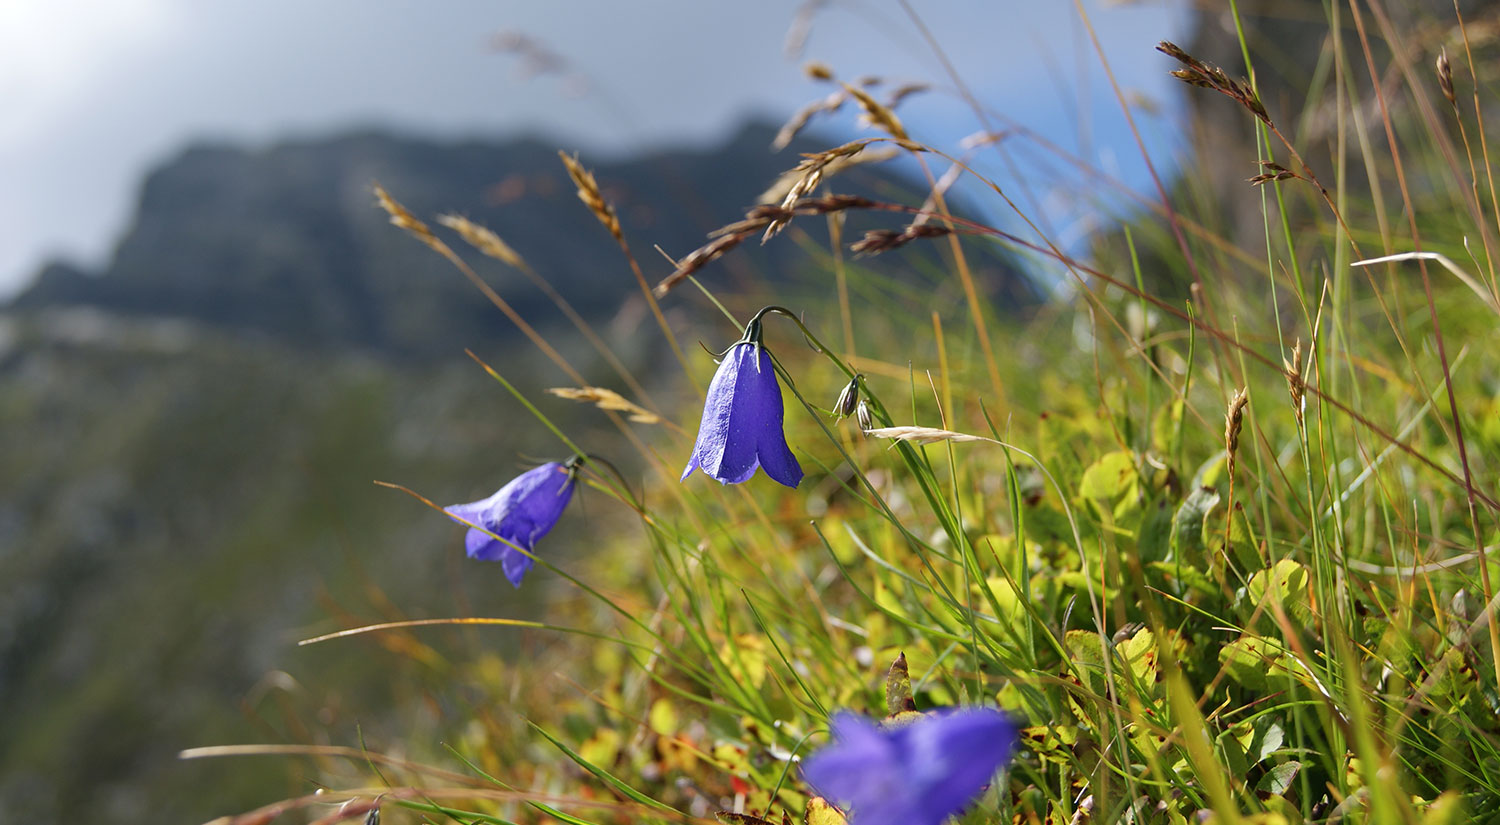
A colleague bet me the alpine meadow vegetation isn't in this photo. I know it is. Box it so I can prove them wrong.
[187,3,1500,824]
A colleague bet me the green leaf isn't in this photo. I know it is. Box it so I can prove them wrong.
[1218,634,1287,691]
[1215,501,1261,571]
[1080,450,1136,500]
[1256,760,1301,796]
[1218,723,1251,778]
[1170,487,1220,561]
[1151,399,1184,454]
[1116,626,1159,694]
[1064,630,1110,699]
[1247,560,1308,616]
[1256,722,1285,763]
[1147,560,1218,596]
[1136,499,1174,563]
[1079,450,1141,519]
[1191,451,1228,490]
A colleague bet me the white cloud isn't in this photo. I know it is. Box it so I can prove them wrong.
[0,0,178,146]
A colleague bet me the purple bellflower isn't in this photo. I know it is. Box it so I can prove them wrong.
[444,457,581,587]
[681,312,802,488]
[801,708,1018,825]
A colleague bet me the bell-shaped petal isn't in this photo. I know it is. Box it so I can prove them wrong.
[682,342,803,488]
[444,461,576,587]
[802,709,1017,825]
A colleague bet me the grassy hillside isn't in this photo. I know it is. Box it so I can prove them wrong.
[0,310,659,822]
[186,3,1500,824]
[13,2,1500,824]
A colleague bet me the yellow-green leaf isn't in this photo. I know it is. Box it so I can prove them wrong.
[805,797,848,825]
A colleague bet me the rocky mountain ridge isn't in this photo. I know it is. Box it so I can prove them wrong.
[11,122,1017,356]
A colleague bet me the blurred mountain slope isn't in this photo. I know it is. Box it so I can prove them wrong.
[0,120,1032,824]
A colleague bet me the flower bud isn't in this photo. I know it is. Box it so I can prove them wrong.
[855,399,873,433]
[832,374,862,419]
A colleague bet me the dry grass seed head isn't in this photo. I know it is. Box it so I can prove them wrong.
[1157,40,1269,124]
[1225,387,1249,473]
[654,194,876,296]
[374,183,435,246]
[863,425,992,445]
[803,60,834,81]
[547,387,660,424]
[1436,47,1457,107]
[762,141,869,241]
[772,90,847,152]
[1248,159,1297,186]
[850,224,953,256]
[842,82,908,140]
[436,214,525,269]
[759,143,896,204]
[1284,340,1306,425]
[558,151,623,243]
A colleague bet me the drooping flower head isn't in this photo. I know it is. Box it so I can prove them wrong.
[444,456,581,587]
[832,373,863,420]
[801,709,1018,825]
[682,309,803,488]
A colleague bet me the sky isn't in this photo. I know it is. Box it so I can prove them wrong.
[0,0,1193,298]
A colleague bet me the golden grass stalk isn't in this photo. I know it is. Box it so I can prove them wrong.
[842,82,909,140]
[558,151,623,243]
[435,212,662,414]
[1224,387,1249,479]
[374,184,440,249]
[862,425,995,445]
[547,386,661,424]
[372,183,585,385]
[762,141,870,241]
[759,144,898,202]
[435,214,525,269]
[554,151,699,393]
[654,194,876,296]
